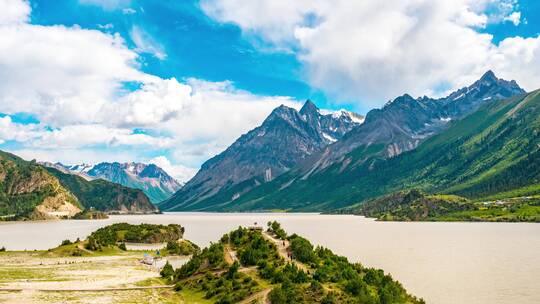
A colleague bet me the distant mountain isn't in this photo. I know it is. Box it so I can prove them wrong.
[159,100,363,211]
[40,162,93,181]
[45,167,158,214]
[44,162,183,203]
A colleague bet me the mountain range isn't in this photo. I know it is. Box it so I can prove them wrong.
[160,70,533,212]
[42,161,182,203]
[159,100,363,211]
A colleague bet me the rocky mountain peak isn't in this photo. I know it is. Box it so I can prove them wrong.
[299,99,320,116]
[266,104,298,121]
[442,70,525,118]
[469,70,524,95]
[479,70,497,82]
[159,100,362,211]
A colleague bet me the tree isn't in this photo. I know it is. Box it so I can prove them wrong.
[118,242,127,251]
[160,261,174,281]
[227,261,239,279]
[289,236,316,264]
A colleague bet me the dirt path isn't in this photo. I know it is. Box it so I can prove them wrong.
[262,231,308,272]
[224,244,238,265]
[238,288,271,304]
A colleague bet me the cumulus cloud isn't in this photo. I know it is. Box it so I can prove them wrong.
[202,0,539,107]
[0,21,155,126]
[504,11,521,26]
[0,116,41,144]
[32,125,174,149]
[148,156,198,183]
[0,116,173,149]
[0,0,29,25]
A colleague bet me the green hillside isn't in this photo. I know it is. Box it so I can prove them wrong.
[346,189,540,222]
[46,167,158,213]
[219,90,540,211]
[165,224,423,303]
[0,151,81,220]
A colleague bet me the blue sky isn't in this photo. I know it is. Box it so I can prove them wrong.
[0,0,539,181]
[30,1,317,101]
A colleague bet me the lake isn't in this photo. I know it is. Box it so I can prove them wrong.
[1,213,539,304]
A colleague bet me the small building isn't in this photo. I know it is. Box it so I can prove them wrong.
[248,222,263,231]
[141,254,154,265]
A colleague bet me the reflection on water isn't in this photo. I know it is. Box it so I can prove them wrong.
[0,213,539,304]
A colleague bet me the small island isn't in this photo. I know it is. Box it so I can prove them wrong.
[162,221,423,303]
[0,222,422,303]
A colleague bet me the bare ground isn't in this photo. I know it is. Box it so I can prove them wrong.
[0,251,187,303]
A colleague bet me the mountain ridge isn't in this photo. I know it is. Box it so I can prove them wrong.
[222,88,538,211]
[161,71,529,212]
[42,161,182,204]
[159,101,363,211]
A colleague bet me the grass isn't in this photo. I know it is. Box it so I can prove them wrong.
[479,183,540,201]
[134,277,169,287]
[177,289,213,304]
[39,242,127,258]
[434,202,540,222]
[0,267,61,283]
[36,289,187,304]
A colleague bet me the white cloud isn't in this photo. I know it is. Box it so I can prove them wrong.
[98,23,114,30]
[32,124,174,149]
[148,156,197,183]
[0,21,155,126]
[129,25,166,60]
[0,116,173,149]
[104,78,189,127]
[0,0,29,25]
[504,11,521,26]
[202,0,539,107]
[122,8,136,15]
[0,116,41,144]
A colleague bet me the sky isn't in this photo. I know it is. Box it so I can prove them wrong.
[0,0,539,182]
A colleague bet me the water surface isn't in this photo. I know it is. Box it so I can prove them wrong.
[1,213,538,304]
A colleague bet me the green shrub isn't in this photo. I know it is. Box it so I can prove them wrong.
[160,261,174,281]
[118,242,127,251]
